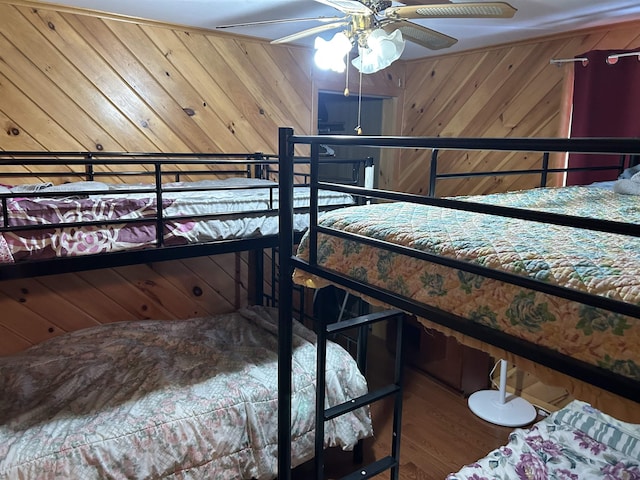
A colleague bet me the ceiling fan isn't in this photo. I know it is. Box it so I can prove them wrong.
[216,0,517,74]
[216,1,515,128]
[215,1,517,55]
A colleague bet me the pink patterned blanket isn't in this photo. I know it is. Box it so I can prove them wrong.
[3,195,174,262]
[0,179,353,263]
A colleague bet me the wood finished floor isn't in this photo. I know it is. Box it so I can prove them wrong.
[291,336,521,480]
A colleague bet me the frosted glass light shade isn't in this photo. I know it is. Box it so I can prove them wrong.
[352,28,405,74]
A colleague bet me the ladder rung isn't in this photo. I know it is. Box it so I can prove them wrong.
[325,384,400,420]
[340,456,397,480]
[326,309,403,334]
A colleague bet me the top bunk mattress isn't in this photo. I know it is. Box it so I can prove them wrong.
[293,185,640,387]
[0,178,353,263]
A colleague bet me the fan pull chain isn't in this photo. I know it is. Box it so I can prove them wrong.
[355,66,363,135]
[344,52,350,97]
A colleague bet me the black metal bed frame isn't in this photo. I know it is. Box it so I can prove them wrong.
[0,148,387,478]
[0,151,372,285]
[0,151,281,284]
[277,127,640,479]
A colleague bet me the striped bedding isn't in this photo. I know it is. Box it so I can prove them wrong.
[448,400,640,479]
[293,185,640,384]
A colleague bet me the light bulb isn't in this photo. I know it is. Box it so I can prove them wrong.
[314,32,352,73]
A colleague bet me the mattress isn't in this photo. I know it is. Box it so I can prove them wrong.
[293,186,640,384]
[447,400,640,479]
[0,178,354,263]
[0,306,372,480]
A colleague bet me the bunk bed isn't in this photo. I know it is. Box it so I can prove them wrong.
[0,151,375,479]
[276,127,640,479]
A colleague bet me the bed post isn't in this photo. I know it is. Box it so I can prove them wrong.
[278,127,295,480]
[428,149,439,197]
[247,249,264,306]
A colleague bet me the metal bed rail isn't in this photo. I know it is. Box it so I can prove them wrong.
[427,148,636,196]
[0,150,269,182]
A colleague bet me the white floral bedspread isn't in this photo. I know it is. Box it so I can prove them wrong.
[0,306,372,479]
[448,400,640,479]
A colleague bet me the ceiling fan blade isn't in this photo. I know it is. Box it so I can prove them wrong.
[385,19,457,50]
[400,0,453,4]
[271,21,350,44]
[215,16,345,30]
[314,0,373,15]
[385,2,517,19]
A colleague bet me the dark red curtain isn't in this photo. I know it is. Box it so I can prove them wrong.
[566,49,640,185]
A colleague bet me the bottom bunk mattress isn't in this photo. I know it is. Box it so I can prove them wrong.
[448,400,640,479]
[0,306,372,479]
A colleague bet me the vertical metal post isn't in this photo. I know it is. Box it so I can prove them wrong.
[154,163,164,247]
[309,140,325,478]
[391,315,405,480]
[253,152,265,179]
[271,247,277,307]
[428,149,439,197]
[314,313,328,480]
[352,314,369,465]
[1,197,7,228]
[278,127,295,480]
[541,152,550,187]
[253,249,264,306]
[85,154,95,182]
[618,154,627,175]
[309,143,320,267]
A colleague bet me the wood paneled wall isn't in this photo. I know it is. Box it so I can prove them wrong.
[391,21,640,197]
[0,3,314,154]
[2,0,640,355]
[0,1,403,354]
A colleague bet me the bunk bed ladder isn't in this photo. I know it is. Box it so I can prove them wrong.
[314,309,406,480]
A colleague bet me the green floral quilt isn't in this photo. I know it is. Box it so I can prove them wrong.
[295,186,640,382]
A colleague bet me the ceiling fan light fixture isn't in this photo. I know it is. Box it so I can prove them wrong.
[314,31,353,72]
[352,28,405,74]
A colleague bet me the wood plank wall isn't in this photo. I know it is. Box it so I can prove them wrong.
[1,0,639,356]
[0,3,314,154]
[393,21,640,197]
[0,1,402,355]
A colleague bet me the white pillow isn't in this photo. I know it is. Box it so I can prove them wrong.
[40,181,110,193]
[164,178,277,189]
[10,183,54,193]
